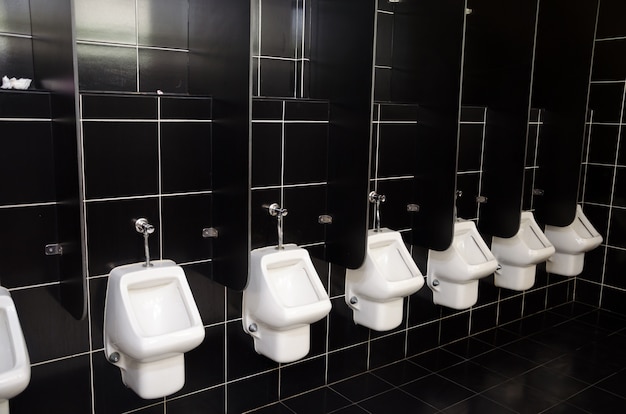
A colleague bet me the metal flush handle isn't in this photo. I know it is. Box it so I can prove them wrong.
[263,203,288,250]
[369,191,386,232]
[135,218,154,267]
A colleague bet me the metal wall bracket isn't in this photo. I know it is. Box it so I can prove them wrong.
[533,188,545,196]
[318,215,333,224]
[476,195,488,204]
[202,227,219,238]
[45,243,64,256]
[407,204,420,212]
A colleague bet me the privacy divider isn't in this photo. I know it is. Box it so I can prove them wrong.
[532,0,599,226]
[392,0,466,251]
[462,0,539,238]
[189,0,251,290]
[308,0,376,269]
[30,0,86,320]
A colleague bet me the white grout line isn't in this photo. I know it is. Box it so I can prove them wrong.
[0,118,52,122]
[76,39,189,53]
[0,201,58,209]
[0,31,32,39]
[598,82,626,308]
[595,35,626,42]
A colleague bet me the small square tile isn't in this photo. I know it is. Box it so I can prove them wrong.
[401,374,474,410]
[482,378,560,413]
[439,361,507,393]
[77,43,137,92]
[283,387,351,414]
[441,395,515,414]
[409,348,464,373]
[331,373,393,403]
[259,58,296,98]
[359,389,437,414]
[470,349,537,378]
[83,121,159,199]
[160,122,212,193]
[137,0,188,49]
[515,366,588,400]
[280,356,326,399]
[138,48,189,93]
[567,386,626,414]
[371,360,430,387]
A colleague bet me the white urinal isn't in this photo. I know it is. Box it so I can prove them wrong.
[544,204,603,276]
[427,220,498,310]
[243,244,331,363]
[491,211,556,291]
[345,229,424,331]
[104,260,205,399]
[0,287,30,414]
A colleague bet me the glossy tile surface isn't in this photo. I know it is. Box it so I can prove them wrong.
[248,306,626,413]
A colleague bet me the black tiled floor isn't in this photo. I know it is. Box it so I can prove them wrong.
[248,306,626,413]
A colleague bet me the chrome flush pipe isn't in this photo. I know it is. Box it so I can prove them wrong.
[264,203,288,250]
[135,218,155,267]
[369,191,386,232]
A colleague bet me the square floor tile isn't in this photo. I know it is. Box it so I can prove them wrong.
[401,374,475,410]
[247,402,294,413]
[470,349,537,378]
[475,328,523,347]
[358,389,437,414]
[596,369,626,396]
[515,366,588,400]
[330,373,393,402]
[370,360,430,387]
[282,388,351,414]
[440,395,516,414]
[482,378,560,414]
[438,361,508,393]
[442,338,495,359]
[566,386,626,413]
[500,338,565,364]
[541,402,592,413]
[409,348,465,372]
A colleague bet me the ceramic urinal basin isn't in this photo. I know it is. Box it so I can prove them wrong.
[345,229,424,331]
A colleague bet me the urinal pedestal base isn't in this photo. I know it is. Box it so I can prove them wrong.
[547,252,584,277]
[430,278,479,310]
[253,325,311,363]
[120,354,185,399]
[0,399,8,414]
[494,264,537,291]
[348,296,404,331]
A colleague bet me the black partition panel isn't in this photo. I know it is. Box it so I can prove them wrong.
[392,0,465,251]
[463,0,538,238]
[532,0,599,226]
[30,0,86,320]
[308,0,376,269]
[189,0,250,290]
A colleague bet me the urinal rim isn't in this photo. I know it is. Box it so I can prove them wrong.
[366,228,423,282]
[246,244,331,328]
[544,206,603,253]
[0,297,30,399]
[492,213,555,264]
[105,261,204,360]
[257,245,329,307]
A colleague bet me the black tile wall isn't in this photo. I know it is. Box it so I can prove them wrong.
[3,0,625,413]
[579,0,626,316]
